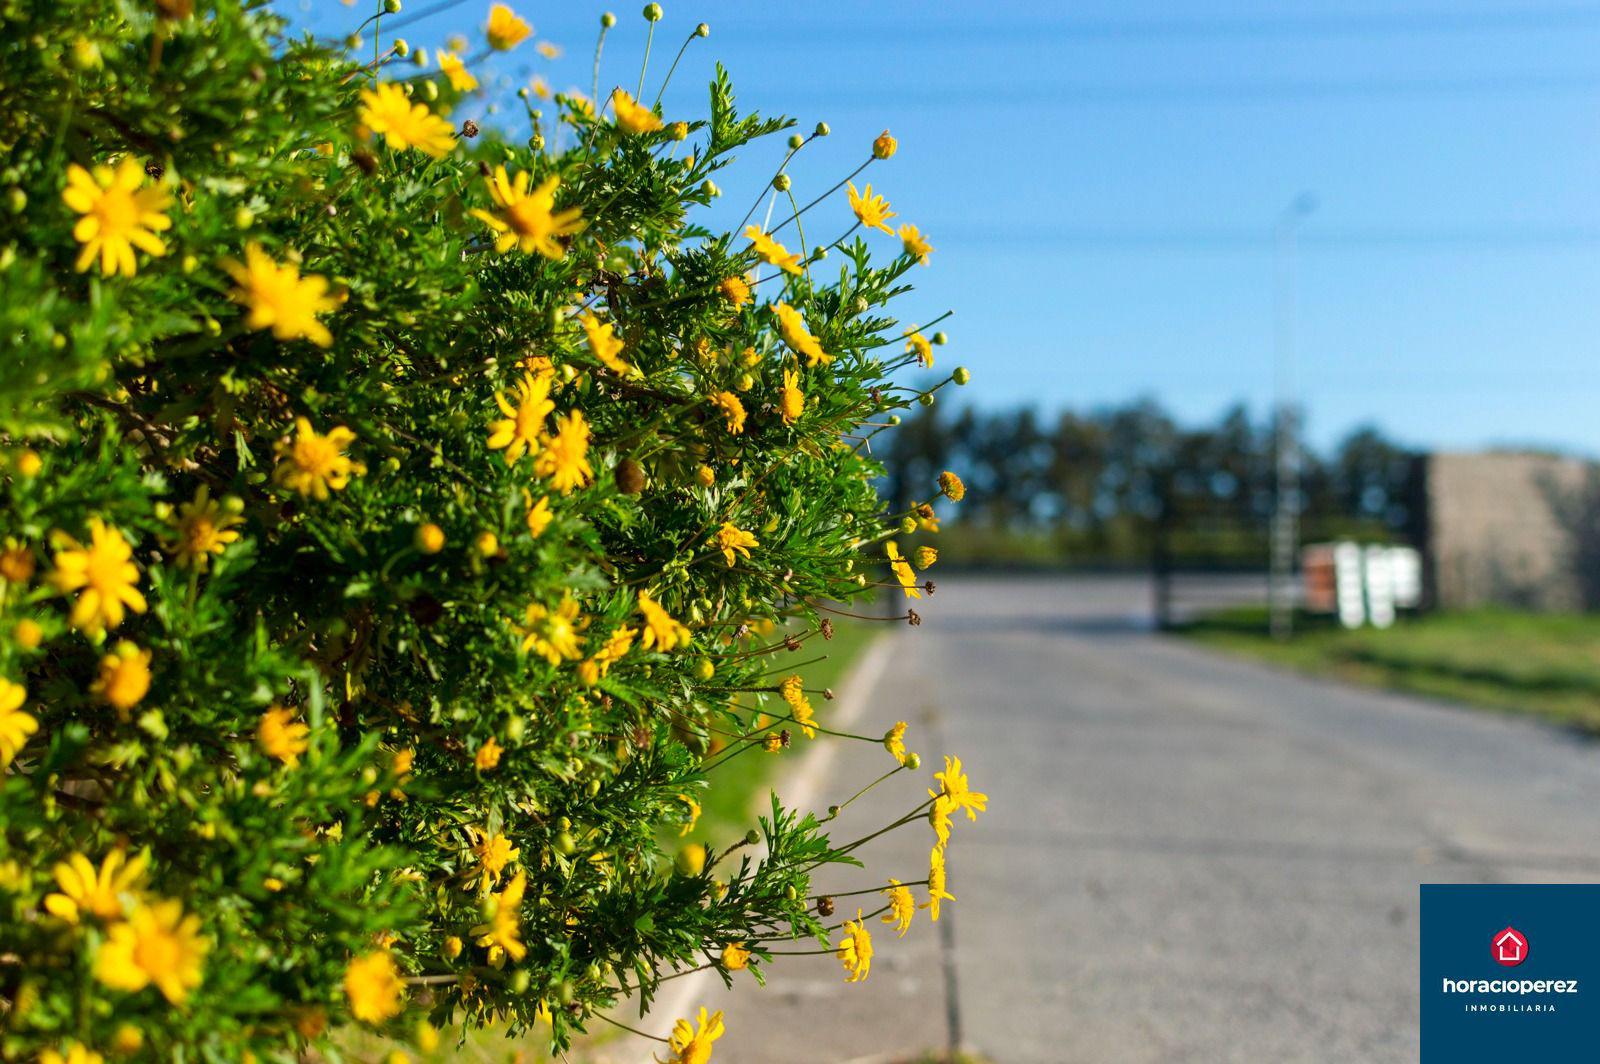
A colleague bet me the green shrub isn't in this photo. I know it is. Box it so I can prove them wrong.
[0,2,981,1061]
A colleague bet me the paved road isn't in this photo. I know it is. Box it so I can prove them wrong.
[694,575,1600,1063]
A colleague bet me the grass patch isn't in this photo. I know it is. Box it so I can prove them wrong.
[1179,606,1600,732]
[697,617,880,838]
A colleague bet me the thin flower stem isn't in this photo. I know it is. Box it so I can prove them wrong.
[824,764,907,821]
[810,879,929,901]
[595,1012,669,1044]
[636,20,656,100]
[591,21,610,104]
[653,31,700,107]
[863,309,954,350]
[785,188,811,279]
[771,158,872,236]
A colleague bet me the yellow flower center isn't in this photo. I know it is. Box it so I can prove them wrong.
[505,198,553,240]
[85,545,128,595]
[291,435,340,478]
[92,187,141,235]
[133,927,180,976]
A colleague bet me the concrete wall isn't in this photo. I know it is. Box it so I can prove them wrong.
[1426,452,1591,610]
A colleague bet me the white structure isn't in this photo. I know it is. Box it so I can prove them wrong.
[1302,542,1422,629]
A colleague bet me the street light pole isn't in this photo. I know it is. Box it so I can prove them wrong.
[1269,193,1316,641]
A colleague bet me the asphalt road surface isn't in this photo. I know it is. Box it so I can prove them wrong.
[695,575,1600,1063]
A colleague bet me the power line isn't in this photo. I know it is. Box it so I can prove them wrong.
[760,73,1600,109]
[707,7,1600,45]
[924,224,1600,251]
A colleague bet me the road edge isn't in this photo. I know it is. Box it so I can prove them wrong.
[617,633,897,1064]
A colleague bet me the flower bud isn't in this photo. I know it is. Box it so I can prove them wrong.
[696,22,710,37]
[643,3,663,21]
[693,657,715,681]
[701,179,720,198]
[602,11,617,27]
[616,457,646,495]
[443,936,463,959]
[787,133,803,149]
[694,464,714,488]
[905,752,921,770]
[384,0,401,11]
[919,392,935,407]
[414,523,445,554]
[420,80,438,101]
[932,331,948,345]
[675,843,706,876]
[953,366,971,385]
[668,121,688,140]
[900,516,917,535]
[814,121,830,137]
[4,188,25,215]
[394,37,409,56]
[744,829,760,846]
[413,47,428,66]
[13,619,42,650]
[873,129,898,159]
[474,531,499,557]
[772,173,790,192]
[14,450,41,478]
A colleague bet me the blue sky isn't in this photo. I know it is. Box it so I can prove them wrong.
[297,1,1600,455]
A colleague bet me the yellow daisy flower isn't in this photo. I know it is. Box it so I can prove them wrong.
[62,159,172,277]
[534,410,593,493]
[471,869,527,963]
[95,898,208,1004]
[931,755,988,822]
[44,850,148,924]
[273,417,365,499]
[638,590,691,652]
[358,81,456,158]
[438,50,478,92]
[743,225,802,275]
[846,181,896,234]
[223,244,339,347]
[771,303,831,367]
[0,679,37,768]
[580,312,630,374]
[881,879,915,937]
[923,845,955,921]
[709,390,745,434]
[718,275,751,308]
[885,541,921,599]
[837,909,873,982]
[899,223,933,264]
[515,595,584,665]
[663,1008,725,1064]
[611,88,663,134]
[779,368,805,425]
[882,721,909,765]
[48,518,146,635]
[344,950,406,1024]
[714,522,757,567]
[904,330,933,368]
[486,4,532,50]
[487,371,555,464]
[258,706,310,766]
[470,167,585,258]
[90,641,152,717]
[167,485,242,570]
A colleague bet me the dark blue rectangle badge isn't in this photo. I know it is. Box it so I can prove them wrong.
[1422,884,1600,1062]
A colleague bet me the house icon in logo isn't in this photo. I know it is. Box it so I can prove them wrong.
[1493,926,1528,968]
